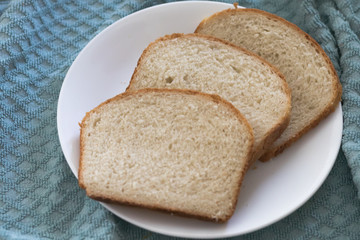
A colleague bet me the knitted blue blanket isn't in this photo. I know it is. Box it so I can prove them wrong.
[1,0,360,239]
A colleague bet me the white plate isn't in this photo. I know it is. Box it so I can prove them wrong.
[57,1,343,239]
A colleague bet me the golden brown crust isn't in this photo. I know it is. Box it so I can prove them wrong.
[126,33,292,168]
[78,88,254,222]
[196,8,342,161]
[88,194,232,223]
[259,100,341,162]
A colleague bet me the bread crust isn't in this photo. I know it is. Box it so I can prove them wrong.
[196,8,342,161]
[127,33,292,167]
[78,88,254,222]
[88,194,232,222]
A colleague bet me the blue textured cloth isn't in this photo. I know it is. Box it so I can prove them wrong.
[1,0,360,239]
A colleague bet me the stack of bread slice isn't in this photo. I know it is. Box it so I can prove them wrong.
[78,7,341,222]
[195,8,342,161]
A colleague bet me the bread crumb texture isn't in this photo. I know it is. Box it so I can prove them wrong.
[129,34,290,152]
[80,90,253,221]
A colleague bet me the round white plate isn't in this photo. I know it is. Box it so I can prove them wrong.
[57,1,343,239]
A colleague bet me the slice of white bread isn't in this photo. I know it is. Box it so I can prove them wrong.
[127,33,291,166]
[78,88,254,222]
[195,8,342,161]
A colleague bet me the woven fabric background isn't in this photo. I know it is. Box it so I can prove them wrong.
[1,0,360,239]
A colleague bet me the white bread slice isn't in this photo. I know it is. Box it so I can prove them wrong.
[79,88,254,222]
[127,33,291,166]
[195,8,342,161]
